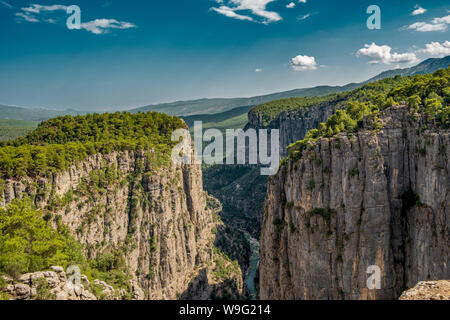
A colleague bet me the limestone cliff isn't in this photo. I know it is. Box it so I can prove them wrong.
[246,99,342,157]
[260,106,449,300]
[0,149,242,300]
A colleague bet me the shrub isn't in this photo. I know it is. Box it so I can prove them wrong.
[349,168,359,177]
[0,199,85,279]
[33,278,56,300]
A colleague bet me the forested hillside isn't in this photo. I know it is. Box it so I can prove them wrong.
[0,112,185,179]
[287,68,450,160]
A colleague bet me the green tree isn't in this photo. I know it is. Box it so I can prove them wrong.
[0,199,83,278]
[407,95,422,113]
[424,93,443,120]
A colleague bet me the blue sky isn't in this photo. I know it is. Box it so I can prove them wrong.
[0,0,449,111]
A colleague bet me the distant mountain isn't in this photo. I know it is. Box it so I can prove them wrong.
[0,105,81,122]
[366,56,450,83]
[132,56,450,117]
[2,56,449,122]
[131,83,360,116]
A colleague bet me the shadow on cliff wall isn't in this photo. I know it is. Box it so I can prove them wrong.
[179,268,241,300]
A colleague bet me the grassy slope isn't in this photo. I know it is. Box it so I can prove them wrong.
[0,119,39,142]
[181,105,252,133]
[0,105,81,122]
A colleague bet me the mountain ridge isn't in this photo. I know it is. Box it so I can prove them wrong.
[1,56,449,122]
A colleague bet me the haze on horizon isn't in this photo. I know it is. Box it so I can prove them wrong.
[0,0,449,111]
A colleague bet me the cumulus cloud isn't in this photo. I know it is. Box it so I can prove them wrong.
[80,19,136,35]
[255,68,263,72]
[290,54,318,71]
[412,5,427,16]
[407,14,450,32]
[211,0,282,24]
[356,43,418,65]
[420,41,450,57]
[286,2,295,9]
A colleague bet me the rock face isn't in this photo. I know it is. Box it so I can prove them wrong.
[259,106,449,300]
[246,99,340,157]
[399,281,450,300]
[0,149,231,300]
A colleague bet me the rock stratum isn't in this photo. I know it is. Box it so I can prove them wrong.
[260,106,449,299]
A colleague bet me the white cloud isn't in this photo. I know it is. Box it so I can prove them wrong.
[407,14,450,32]
[15,12,39,23]
[412,5,427,16]
[211,0,282,24]
[80,19,137,35]
[356,43,418,65]
[290,54,318,71]
[255,68,263,72]
[298,13,310,21]
[299,0,306,3]
[12,3,137,34]
[286,2,295,9]
[420,41,450,57]
[1,1,13,9]
[211,6,254,22]
[21,4,67,13]
[15,4,68,23]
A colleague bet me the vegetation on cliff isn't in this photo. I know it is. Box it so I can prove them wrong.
[286,68,450,161]
[0,199,85,279]
[0,112,185,179]
[0,199,133,298]
[251,96,336,126]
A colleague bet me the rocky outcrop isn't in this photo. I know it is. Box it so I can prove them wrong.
[260,106,449,300]
[399,281,450,300]
[1,266,124,300]
[0,149,236,300]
